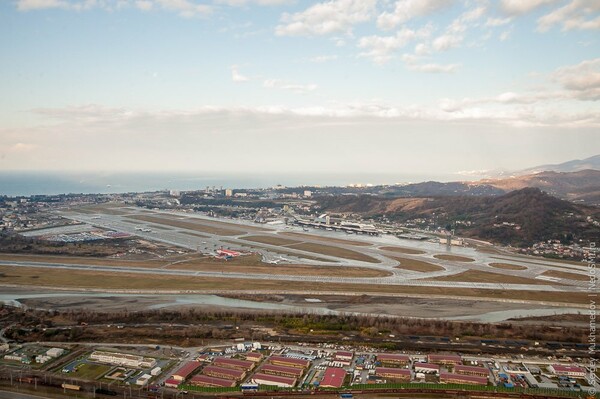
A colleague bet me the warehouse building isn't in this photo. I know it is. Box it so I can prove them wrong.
[89,351,156,369]
[252,372,296,388]
[455,365,489,377]
[213,357,255,371]
[172,361,201,381]
[261,364,304,378]
[268,355,310,369]
[320,367,346,388]
[334,351,353,361]
[548,365,586,378]
[377,354,410,366]
[164,378,180,388]
[414,363,440,374]
[190,375,236,388]
[46,348,65,358]
[428,354,462,365]
[375,367,411,381]
[203,365,246,381]
[440,372,488,385]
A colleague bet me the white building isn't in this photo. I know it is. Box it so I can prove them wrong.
[90,351,156,369]
[136,374,152,386]
[46,348,65,358]
[150,367,162,376]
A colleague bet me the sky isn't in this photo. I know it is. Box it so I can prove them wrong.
[1,0,599,182]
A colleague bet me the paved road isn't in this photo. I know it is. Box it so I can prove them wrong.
[0,390,52,399]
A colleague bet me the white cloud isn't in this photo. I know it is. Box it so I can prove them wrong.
[275,0,377,37]
[16,0,69,10]
[230,65,249,82]
[7,143,37,153]
[309,54,339,63]
[431,5,486,52]
[500,0,557,16]
[485,16,512,26]
[499,26,512,40]
[358,26,432,64]
[408,62,460,73]
[16,0,213,16]
[216,0,290,5]
[552,58,600,100]
[376,0,455,31]
[537,0,600,31]
[263,79,318,93]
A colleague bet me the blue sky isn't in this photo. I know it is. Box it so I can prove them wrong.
[1,0,599,180]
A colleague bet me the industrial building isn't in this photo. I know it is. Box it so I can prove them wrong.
[440,372,488,385]
[171,361,201,381]
[548,365,586,378]
[203,365,246,381]
[252,372,297,388]
[164,379,180,388]
[375,367,411,381]
[414,363,440,374]
[455,365,489,377]
[376,353,410,366]
[428,354,462,365]
[320,367,346,388]
[260,364,304,378]
[268,355,310,369]
[213,357,255,371]
[89,351,156,369]
[190,375,236,388]
[334,351,353,362]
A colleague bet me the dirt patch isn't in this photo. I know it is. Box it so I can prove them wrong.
[393,257,444,272]
[434,254,475,262]
[489,263,528,271]
[381,246,426,255]
[221,240,334,262]
[541,270,588,281]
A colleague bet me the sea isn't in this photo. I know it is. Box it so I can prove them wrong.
[0,171,467,197]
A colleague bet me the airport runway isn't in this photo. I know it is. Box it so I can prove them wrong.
[1,205,583,293]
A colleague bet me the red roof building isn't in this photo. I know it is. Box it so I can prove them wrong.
[549,365,586,377]
[213,357,255,371]
[252,373,297,388]
[428,354,462,365]
[261,364,304,378]
[245,352,263,362]
[164,378,181,388]
[375,367,411,381]
[454,365,489,377]
[172,361,201,381]
[203,365,246,381]
[268,355,310,369]
[320,367,346,388]
[190,375,236,388]
[377,354,410,365]
[440,372,488,385]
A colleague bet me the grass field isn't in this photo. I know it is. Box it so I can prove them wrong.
[281,232,372,246]
[491,256,586,269]
[541,270,588,281]
[125,214,255,236]
[434,254,475,262]
[380,246,426,255]
[489,263,528,271]
[0,266,586,304]
[433,270,558,286]
[393,257,444,272]
[285,242,380,263]
[71,363,112,380]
